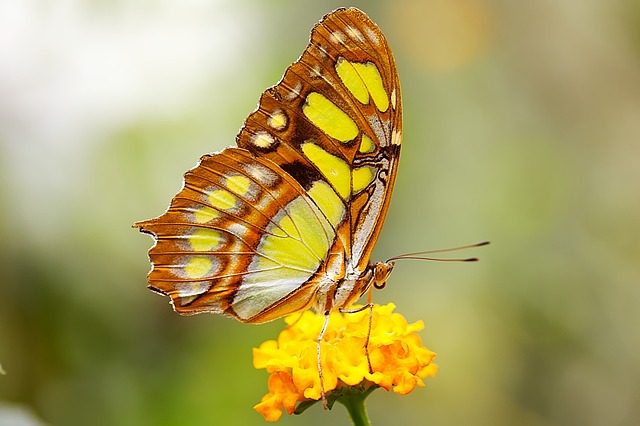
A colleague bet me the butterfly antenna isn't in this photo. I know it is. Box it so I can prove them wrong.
[386,241,490,263]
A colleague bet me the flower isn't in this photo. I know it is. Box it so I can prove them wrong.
[253,303,437,421]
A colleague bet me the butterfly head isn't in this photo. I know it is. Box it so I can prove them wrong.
[341,261,395,309]
[371,261,395,290]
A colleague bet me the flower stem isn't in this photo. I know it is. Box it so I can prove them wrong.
[338,387,375,426]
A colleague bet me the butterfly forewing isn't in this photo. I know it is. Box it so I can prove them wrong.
[237,8,402,276]
[135,7,402,322]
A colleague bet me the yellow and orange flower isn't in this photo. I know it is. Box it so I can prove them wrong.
[253,303,437,421]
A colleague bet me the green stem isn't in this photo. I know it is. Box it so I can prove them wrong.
[338,387,375,426]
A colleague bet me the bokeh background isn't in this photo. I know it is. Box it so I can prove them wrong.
[1,0,639,425]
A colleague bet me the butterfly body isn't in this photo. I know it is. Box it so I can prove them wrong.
[135,7,401,325]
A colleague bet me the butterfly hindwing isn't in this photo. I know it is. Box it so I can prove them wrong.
[135,7,402,322]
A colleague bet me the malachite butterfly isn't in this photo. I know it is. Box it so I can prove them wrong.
[135,7,402,324]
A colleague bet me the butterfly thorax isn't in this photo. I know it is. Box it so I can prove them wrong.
[315,260,395,314]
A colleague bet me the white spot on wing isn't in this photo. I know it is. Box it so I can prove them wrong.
[226,223,247,239]
[330,30,345,44]
[365,27,379,45]
[392,129,402,146]
[345,26,364,43]
[285,81,303,101]
[369,118,386,147]
[310,64,322,78]
[251,131,275,148]
[315,43,329,59]
[243,163,278,187]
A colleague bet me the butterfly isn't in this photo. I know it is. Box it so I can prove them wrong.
[134,7,402,324]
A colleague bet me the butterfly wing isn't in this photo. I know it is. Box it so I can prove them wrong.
[135,7,401,322]
[236,7,402,284]
[136,148,338,320]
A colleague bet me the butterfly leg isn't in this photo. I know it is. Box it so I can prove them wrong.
[340,302,375,374]
[316,313,330,409]
[365,303,373,373]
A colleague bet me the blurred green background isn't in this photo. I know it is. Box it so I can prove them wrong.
[1,0,639,425]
